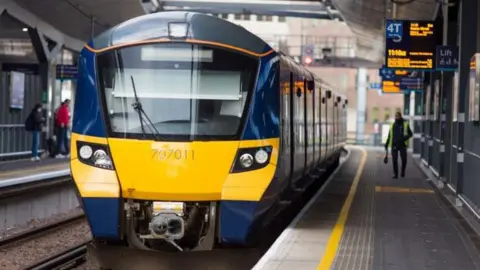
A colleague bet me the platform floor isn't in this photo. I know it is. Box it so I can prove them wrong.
[254,146,480,270]
[0,157,68,181]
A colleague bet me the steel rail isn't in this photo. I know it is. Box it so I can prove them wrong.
[24,240,90,270]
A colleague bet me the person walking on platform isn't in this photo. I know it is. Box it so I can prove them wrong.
[384,111,413,178]
[25,103,45,161]
[55,99,71,158]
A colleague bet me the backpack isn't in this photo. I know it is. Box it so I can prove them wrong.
[25,111,34,131]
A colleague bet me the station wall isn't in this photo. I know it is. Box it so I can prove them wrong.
[0,71,43,159]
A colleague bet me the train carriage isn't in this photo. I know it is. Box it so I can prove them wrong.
[70,11,347,253]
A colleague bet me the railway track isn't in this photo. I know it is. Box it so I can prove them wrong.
[24,241,89,270]
[0,213,89,270]
[0,213,85,248]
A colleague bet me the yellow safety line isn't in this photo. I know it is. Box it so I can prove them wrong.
[375,186,434,194]
[317,147,367,270]
[0,163,69,177]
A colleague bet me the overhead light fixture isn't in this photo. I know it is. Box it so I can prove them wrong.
[22,28,28,32]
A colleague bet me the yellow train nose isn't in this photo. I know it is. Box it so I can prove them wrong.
[108,139,241,201]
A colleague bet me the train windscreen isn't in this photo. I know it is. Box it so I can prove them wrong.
[96,43,258,141]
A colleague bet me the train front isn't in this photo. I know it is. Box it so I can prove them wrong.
[70,12,281,252]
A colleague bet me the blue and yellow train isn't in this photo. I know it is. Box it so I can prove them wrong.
[71,11,347,252]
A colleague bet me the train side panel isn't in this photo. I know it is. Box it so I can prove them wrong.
[218,53,282,244]
[71,45,122,241]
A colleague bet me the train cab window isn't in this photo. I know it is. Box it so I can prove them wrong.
[96,43,258,141]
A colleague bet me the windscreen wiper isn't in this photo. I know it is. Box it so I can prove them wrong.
[130,75,163,140]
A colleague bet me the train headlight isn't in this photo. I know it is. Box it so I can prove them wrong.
[76,142,114,170]
[79,145,93,160]
[239,153,254,168]
[92,149,113,168]
[254,149,269,164]
[231,146,272,173]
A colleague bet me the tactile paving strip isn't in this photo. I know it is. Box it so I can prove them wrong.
[331,151,375,270]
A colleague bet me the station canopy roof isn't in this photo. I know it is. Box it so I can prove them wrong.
[10,0,437,63]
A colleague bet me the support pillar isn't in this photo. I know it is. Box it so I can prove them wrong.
[429,73,441,177]
[455,0,478,195]
[412,91,423,156]
[421,74,431,164]
[355,67,367,144]
[403,92,410,116]
[28,28,63,141]
[441,4,458,182]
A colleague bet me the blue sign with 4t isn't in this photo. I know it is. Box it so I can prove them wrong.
[386,20,403,40]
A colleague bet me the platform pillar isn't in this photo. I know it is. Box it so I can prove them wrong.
[355,67,367,144]
[411,91,423,157]
[420,73,431,164]
[440,4,458,182]
[454,0,478,194]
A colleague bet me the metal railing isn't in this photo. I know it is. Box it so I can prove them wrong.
[347,133,384,147]
[0,124,44,159]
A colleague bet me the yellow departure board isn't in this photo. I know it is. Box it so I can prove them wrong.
[385,20,438,70]
[382,80,402,93]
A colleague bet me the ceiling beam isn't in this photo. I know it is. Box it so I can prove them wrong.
[162,8,336,19]
[143,0,342,20]
[0,0,84,51]
[160,0,329,12]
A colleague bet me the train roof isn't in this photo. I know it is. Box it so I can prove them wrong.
[89,11,344,101]
[91,11,272,55]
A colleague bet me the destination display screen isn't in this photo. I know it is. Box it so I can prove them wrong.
[382,80,401,93]
[379,66,424,92]
[385,20,438,70]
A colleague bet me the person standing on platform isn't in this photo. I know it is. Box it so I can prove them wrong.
[384,111,413,178]
[55,99,71,158]
[25,103,45,161]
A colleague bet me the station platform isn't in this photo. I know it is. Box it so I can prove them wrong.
[254,146,480,270]
[0,157,69,181]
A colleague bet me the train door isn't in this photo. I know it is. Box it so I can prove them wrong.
[311,82,316,168]
[324,91,329,161]
[317,87,322,166]
[303,79,310,174]
[280,74,292,182]
[291,75,305,188]
[308,80,314,172]
[302,79,308,177]
[333,95,337,153]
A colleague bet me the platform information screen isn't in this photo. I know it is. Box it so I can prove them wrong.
[385,20,438,70]
[379,66,424,92]
[382,80,402,93]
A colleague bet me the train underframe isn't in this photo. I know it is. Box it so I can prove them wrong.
[123,199,217,252]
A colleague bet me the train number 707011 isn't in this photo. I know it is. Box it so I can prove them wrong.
[152,149,195,160]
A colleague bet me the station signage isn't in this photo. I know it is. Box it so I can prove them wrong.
[382,80,402,94]
[370,82,382,90]
[436,45,459,71]
[385,20,439,70]
[56,65,78,80]
[379,66,423,92]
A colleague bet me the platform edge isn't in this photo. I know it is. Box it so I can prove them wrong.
[251,147,353,270]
